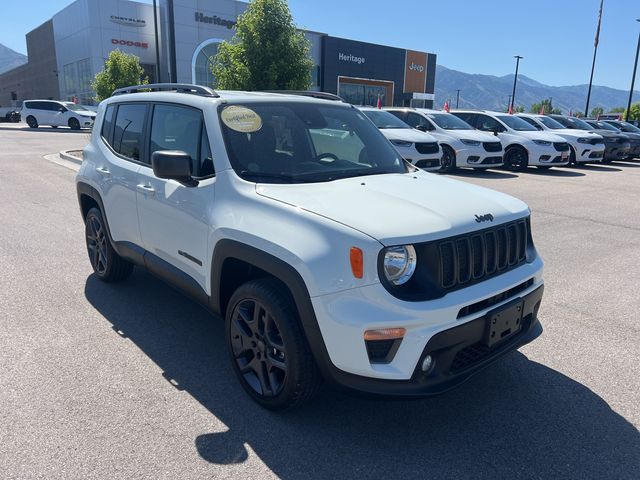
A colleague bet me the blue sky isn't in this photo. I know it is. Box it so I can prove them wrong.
[1,0,639,90]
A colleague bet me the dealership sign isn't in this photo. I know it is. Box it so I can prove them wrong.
[194,12,236,29]
[112,39,149,49]
[338,53,365,65]
[110,15,146,27]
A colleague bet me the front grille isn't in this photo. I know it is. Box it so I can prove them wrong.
[366,338,401,363]
[553,142,569,152]
[415,142,439,154]
[437,219,529,291]
[415,158,440,169]
[589,151,603,158]
[480,156,502,165]
[450,343,491,373]
[457,278,534,318]
[483,142,502,152]
[551,155,567,163]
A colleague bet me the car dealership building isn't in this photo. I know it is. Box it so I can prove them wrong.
[0,0,436,108]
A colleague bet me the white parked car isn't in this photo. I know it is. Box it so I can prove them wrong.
[21,100,96,130]
[515,113,605,165]
[386,107,504,172]
[452,110,570,170]
[76,84,544,410]
[358,107,441,171]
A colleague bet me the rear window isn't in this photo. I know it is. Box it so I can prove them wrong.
[112,104,147,161]
[101,105,115,142]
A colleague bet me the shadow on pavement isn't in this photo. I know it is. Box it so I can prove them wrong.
[574,163,623,172]
[449,169,519,179]
[524,168,585,177]
[84,270,640,479]
[613,159,640,168]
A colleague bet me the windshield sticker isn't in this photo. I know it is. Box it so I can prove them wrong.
[221,106,262,133]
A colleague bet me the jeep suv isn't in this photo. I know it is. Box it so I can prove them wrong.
[76,84,545,410]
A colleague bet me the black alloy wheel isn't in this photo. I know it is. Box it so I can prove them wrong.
[229,298,288,398]
[439,145,456,173]
[504,146,528,171]
[69,117,81,130]
[226,278,322,410]
[26,116,38,128]
[84,207,133,282]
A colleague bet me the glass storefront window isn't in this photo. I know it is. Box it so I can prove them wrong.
[193,41,221,88]
[338,80,391,107]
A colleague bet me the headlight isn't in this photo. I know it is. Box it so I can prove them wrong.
[390,139,413,147]
[460,139,481,146]
[577,137,591,143]
[533,140,552,146]
[382,245,417,285]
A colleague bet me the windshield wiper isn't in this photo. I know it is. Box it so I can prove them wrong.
[239,171,298,183]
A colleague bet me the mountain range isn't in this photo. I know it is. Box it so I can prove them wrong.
[435,65,638,115]
[0,43,27,75]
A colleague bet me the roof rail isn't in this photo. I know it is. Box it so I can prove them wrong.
[112,83,219,97]
[263,90,345,102]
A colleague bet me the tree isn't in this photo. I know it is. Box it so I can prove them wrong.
[610,107,626,113]
[573,111,584,118]
[92,49,148,102]
[514,105,525,113]
[211,0,312,90]
[623,103,640,121]
[530,98,561,115]
[590,106,604,118]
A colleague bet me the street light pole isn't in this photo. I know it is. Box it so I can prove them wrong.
[625,19,640,122]
[456,89,461,108]
[507,95,512,112]
[510,55,523,112]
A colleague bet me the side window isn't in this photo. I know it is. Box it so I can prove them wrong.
[24,101,34,109]
[113,103,147,161]
[520,117,542,130]
[101,105,115,144]
[476,115,503,132]
[453,112,475,126]
[407,113,432,130]
[388,111,407,123]
[150,104,214,177]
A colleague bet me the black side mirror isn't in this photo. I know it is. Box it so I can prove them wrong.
[415,124,428,132]
[151,150,195,185]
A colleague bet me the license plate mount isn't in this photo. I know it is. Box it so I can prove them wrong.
[484,300,524,347]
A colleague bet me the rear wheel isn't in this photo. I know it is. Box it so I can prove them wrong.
[226,278,322,410]
[85,207,133,282]
[504,146,528,171]
[439,145,456,173]
[69,117,80,130]
[26,116,38,128]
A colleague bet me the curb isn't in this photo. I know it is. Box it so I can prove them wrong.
[59,150,82,164]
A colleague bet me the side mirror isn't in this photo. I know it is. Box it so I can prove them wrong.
[415,124,428,132]
[59,107,66,112]
[151,150,195,185]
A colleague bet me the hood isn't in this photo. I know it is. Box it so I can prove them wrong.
[514,130,567,143]
[76,111,97,117]
[445,129,499,142]
[590,129,628,140]
[379,128,438,143]
[255,172,529,246]
[553,129,604,142]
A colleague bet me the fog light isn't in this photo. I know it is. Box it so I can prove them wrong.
[421,355,434,373]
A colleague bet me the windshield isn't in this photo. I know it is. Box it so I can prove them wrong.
[553,116,593,130]
[590,120,619,132]
[618,121,640,133]
[361,109,411,129]
[496,115,538,131]
[538,116,565,130]
[427,113,473,130]
[63,103,89,112]
[219,102,409,184]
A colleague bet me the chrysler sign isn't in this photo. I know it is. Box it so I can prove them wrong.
[110,15,146,27]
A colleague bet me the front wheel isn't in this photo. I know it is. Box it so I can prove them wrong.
[226,278,322,410]
[439,145,456,173]
[26,116,38,128]
[69,117,80,130]
[504,146,528,171]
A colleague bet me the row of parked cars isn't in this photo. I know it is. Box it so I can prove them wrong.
[357,106,640,173]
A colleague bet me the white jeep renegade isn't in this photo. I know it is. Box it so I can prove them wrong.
[76,84,545,410]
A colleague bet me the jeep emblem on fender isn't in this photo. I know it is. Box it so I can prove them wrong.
[475,214,494,223]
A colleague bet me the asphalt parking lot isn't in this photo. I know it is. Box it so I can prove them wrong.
[1,123,639,479]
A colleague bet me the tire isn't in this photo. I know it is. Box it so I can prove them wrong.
[439,145,456,173]
[504,146,528,171]
[569,146,578,166]
[51,126,58,129]
[226,278,322,411]
[85,207,133,282]
[26,116,38,128]
[69,117,80,130]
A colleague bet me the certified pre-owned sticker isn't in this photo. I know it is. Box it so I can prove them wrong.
[221,106,262,133]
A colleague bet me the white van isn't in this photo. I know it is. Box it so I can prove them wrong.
[21,100,96,130]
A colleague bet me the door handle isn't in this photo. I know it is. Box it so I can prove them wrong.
[96,166,110,175]
[137,184,156,195]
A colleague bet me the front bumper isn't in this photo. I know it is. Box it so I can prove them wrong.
[526,144,569,166]
[321,285,543,397]
[605,143,631,160]
[455,146,504,168]
[575,144,605,163]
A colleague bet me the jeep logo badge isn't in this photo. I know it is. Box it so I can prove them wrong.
[475,214,494,223]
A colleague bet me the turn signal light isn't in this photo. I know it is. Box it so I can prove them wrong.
[364,328,406,341]
[350,247,364,279]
